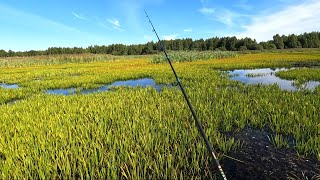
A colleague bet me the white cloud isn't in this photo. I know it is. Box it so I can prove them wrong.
[200,0,210,6]
[233,2,253,11]
[237,0,320,42]
[72,12,87,21]
[0,3,79,33]
[0,2,106,51]
[199,7,245,27]
[199,7,215,15]
[107,18,120,27]
[184,28,192,32]
[98,22,111,30]
[162,34,178,40]
[107,18,124,31]
[113,26,124,32]
[118,0,164,33]
[215,9,237,27]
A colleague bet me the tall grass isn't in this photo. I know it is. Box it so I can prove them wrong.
[0,51,320,178]
[0,88,26,104]
[191,51,320,70]
[276,68,320,82]
[0,54,120,67]
[151,51,238,63]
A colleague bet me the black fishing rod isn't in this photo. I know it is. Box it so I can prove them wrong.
[144,11,227,180]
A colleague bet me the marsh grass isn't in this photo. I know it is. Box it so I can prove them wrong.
[0,54,121,67]
[151,51,238,63]
[0,88,29,105]
[246,73,269,77]
[0,51,320,178]
[270,134,290,148]
[277,68,320,82]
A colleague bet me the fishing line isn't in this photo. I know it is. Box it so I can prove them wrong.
[144,10,228,180]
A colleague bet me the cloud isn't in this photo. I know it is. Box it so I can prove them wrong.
[184,28,192,32]
[199,7,215,15]
[199,0,253,27]
[0,3,79,33]
[72,12,87,21]
[117,0,164,33]
[199,6,246,27]
[113,26,124,32]
[215,9,237,27]
[237,0,320,42]
[107,18,120,27]
[200,0,210,6]
[107,18,124,31]
[162,34,178,40]
[0,2,106,51]
[233,1,253,11]
[98,22,112,30]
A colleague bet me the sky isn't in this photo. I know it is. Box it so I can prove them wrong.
[0,0,319,51]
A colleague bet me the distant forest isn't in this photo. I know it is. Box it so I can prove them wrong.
[1,32,320,57]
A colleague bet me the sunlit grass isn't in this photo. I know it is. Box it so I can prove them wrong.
[0,51,320,178]
[151,51,238,63]
[0,88,26,104]
[191,52,320,69]
[276,68,320,82]
[0,54,122,67]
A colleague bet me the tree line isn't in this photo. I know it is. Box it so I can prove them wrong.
[1,31,320,57]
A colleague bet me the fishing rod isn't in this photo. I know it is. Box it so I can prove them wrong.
[144,10,227,180]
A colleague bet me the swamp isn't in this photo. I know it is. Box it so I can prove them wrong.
[0,50,320,179]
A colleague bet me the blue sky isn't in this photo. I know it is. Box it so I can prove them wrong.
[0,0,319,51]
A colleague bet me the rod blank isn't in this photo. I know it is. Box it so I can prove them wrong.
[144,10,227,180]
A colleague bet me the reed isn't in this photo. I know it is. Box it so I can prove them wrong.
[276,68,320,82]
[151,51,238,63]
[0,51,319,178]
[0,54,120,67]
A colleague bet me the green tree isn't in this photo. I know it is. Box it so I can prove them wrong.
[273,34,284,49]
[286,34,300,48]
[8,50,15,57]
[217,38,227,50]
[259,41,276,49]
[309,32,320,48]
[0,50,7,57]
[298,34,308,48]
[205,37,219,51]
[183,38,193,50]
[226,36,237,51]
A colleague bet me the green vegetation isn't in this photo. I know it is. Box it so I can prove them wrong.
[0,54,120,67]
[270,134,290,148]
[192,51,320,70]
[0,90,242,179]
[151,51,238,63]
[1,32,320,57]
[0,50,319,178]
[276,68,320,82]
[0,88,26,104]
[246,73,269,77]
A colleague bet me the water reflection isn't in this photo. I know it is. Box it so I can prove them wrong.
[46,78,164,95]
[46,88,77,95]
[228,68,320,91]
[0,83,19,89]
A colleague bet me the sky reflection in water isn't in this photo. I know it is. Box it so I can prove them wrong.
[228,68,320,91]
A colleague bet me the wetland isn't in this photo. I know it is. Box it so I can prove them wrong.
[0,51,319,179]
